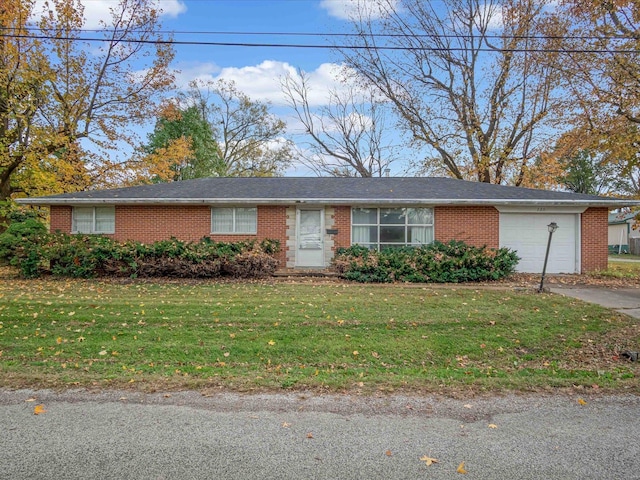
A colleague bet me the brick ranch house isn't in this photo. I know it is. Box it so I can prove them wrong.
[17,177,640,274]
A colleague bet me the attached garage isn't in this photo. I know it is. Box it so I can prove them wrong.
[499,209,582,273]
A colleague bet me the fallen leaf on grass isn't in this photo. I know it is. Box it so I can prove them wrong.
[34,404,46,415]
[420,455,439,466]
[457,461,468,474]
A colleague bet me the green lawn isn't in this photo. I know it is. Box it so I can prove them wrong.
[603,257,640,278]
[609,253,640,260]
[1,278,638,394]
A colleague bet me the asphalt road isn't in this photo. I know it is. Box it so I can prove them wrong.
[1,389,639,480]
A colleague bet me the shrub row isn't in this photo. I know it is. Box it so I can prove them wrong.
[332,241,519,283]
[0,217,280,279]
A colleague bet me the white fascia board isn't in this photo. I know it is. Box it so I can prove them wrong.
[495,205,588,214]
[15,197,640,208]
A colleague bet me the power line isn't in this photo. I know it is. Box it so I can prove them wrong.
[2,32,639,53]
[10,25,640,42]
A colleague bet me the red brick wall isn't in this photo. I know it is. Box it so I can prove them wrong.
[50,206,72,233]
[114,205,210,242]
[255,206,287,266]
[49,205,288,266]
[581,207,608,272]
[434,206,499,248]
[331,206,351,252]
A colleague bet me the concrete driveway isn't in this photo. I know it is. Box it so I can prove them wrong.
[549,286,640,319]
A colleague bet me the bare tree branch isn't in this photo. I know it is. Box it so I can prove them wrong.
[282,69,398,177]
[338,0,563,184]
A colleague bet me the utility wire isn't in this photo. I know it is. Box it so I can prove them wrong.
[1,32,639,53]
[9,25,640,42]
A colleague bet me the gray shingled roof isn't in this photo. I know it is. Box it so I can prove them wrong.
[16,177,639,207]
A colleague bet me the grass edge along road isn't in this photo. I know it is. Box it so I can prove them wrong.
[0,278,638,395]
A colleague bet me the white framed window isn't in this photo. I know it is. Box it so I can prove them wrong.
[72,206,115,234]
[211,207,257,234]
[351,207,434,250]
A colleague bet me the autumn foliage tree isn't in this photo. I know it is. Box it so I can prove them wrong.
[339,0,565,184]
[551,1,640,198]
[0,0,174,213]
[560,0,640,125]
[549,122,640,198]
[141,102,223,182]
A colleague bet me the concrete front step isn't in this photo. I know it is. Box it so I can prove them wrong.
[273,269,341,278]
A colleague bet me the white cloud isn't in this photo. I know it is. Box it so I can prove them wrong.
[173,62,221,89]
[34,0,186,30]
[179,60,361,107]
[285,62,363,107]
[212,60,298,105]
[320,0,399,21]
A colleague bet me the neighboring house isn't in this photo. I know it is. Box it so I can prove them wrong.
[608,211,640,254]
[16,177,640,274]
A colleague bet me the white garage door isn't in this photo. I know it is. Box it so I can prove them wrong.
[500,213,579,273]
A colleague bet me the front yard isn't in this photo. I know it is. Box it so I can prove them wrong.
[1,275,638,395]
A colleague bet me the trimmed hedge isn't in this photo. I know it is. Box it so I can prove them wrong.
[333,241,519,283]
[0,220,280,279]
[0,211,47,269]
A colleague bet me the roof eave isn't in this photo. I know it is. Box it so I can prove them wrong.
[15,197,640,208]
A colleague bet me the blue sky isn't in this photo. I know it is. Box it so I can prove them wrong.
[66,0,393,175]
[75,0,365,104]
[162,0,363,105]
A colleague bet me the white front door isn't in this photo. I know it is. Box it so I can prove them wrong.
[297,208,324,267]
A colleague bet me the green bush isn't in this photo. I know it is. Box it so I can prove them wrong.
[0,213,48,275]
[42,233,118,278]
[333,240,519,283]
[3,227,281,279]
